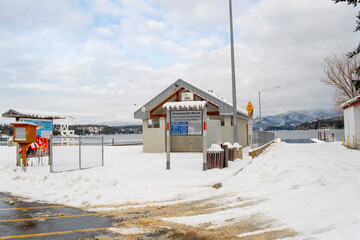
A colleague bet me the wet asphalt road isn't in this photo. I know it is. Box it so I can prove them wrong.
[0,192,112,239]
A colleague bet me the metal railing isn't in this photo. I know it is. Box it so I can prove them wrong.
[49,135,104,172]
[252,130,275,148]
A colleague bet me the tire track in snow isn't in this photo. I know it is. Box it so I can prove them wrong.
[93,193,297,239]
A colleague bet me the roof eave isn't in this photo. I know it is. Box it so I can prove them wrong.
[133,79,249,120]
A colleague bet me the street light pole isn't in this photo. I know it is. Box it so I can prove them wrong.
[258,91,262,131]
[258,86,281,131]
[229,0,238,143]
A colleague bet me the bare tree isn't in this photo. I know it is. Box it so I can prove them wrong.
[322,54,360,108]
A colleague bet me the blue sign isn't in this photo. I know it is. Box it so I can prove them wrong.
[171,122,189,135]
[23,119,53,138]
[170,110,202,136]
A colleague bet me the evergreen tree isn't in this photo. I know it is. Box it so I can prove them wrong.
[333,0,360,57]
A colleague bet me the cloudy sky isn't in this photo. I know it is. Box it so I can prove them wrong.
[0,0,358,125]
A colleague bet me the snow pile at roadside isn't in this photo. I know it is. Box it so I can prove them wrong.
[163,141,360,239]
[0,145,250,208]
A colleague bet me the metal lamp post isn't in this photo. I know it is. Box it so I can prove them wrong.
[229,0,238,143]
[258,86,281,131]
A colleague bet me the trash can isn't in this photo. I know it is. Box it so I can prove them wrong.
[206,144,224,170]
[222,142,235,166]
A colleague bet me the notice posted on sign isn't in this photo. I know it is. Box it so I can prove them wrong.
[23,119,53,138]
[170,110,202,136]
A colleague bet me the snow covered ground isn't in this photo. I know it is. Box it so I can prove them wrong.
[163,141,360,239]
[0,141,360,239]
[0,145,250,207]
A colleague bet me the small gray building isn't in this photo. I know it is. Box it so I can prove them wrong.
[134,79,250,153]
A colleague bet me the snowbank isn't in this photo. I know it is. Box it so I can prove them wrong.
[0,145,250,208]
[163,141,360,239]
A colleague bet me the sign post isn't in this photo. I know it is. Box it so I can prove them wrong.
[166,109,170,170]
[203,105,207,171]
[246,101,254,146]
[163,101,207,171]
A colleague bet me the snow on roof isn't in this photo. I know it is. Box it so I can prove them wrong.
[206,90,249,117]
[11,122,39,127]
[163,101,207,110]
[2,109,66,120]
[341,96,360,108]
[134,79,249,120]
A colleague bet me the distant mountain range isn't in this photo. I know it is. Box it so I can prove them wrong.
[100,109,342,131]
[253,109,341,130]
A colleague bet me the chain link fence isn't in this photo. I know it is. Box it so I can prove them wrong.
[252,130,275,148]
[49,136,104,172]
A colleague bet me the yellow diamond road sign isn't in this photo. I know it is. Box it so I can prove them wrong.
[246,101,253,116]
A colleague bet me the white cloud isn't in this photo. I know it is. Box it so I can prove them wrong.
[0,0,358,124]
[91,0,123,16]
[94,27,114,37]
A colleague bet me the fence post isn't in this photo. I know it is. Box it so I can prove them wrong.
[79,136,81,170]
[353,135,355,149]
[50,135,53,173]
[102,136,104,166]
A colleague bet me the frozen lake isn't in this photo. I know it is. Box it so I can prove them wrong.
[273,129,344,141]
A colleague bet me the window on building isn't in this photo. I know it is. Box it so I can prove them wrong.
[147,119,160,128]
[153,118,160,128]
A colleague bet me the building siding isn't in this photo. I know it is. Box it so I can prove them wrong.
[142,118,166,153]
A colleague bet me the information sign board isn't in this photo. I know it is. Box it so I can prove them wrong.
[22,119,53,138]
[170,110,202,136]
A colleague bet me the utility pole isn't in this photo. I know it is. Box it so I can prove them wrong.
[229,0,238,143]
[258,86,281,131]
[258,91,262,131]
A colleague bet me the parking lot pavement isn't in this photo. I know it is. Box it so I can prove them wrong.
[0,192,112,239]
